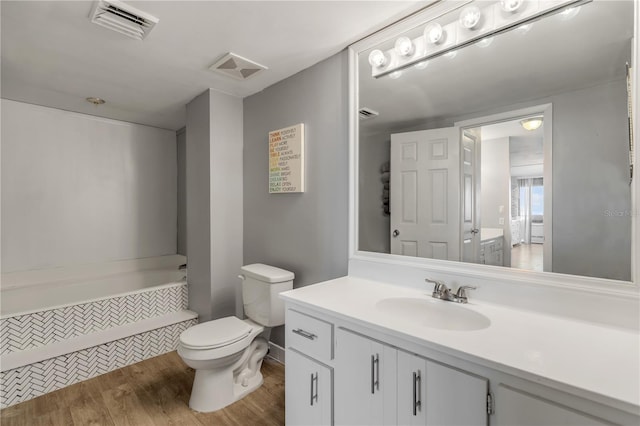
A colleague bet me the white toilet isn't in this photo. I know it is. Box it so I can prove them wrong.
[177,263,294,412]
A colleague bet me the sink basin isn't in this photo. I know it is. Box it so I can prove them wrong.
[375,297,491,331]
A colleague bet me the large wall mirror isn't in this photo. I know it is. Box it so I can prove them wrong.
[354,0,637,284]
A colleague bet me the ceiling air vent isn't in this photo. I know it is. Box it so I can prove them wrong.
[208,53,267,81]
[359,107,379,120]
[90,0,159,40]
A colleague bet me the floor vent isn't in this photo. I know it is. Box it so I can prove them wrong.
[90,0,159,40]
[208,53,267,81]
[359,107,379,120]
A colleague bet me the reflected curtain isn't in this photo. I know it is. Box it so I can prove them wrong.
[514,177,543,244]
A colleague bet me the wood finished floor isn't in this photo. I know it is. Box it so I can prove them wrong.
[0,351,285,426]
[511,243,544,272]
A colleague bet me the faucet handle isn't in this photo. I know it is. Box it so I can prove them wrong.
[455,285,477,303]
[426,278,449,299]
[425,277,444,286]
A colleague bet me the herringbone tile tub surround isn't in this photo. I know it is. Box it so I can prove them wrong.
[0,320,196,408]
[0,284,187,355]
[0,282,196,408]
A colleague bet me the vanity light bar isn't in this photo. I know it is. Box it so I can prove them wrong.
[371,0,592,79]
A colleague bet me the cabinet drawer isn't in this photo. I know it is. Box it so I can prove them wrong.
[286,309,333,362]
[495,239,503,250]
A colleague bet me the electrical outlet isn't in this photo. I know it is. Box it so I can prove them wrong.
[498,217,505,225]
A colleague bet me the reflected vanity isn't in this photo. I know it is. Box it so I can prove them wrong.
[357,0,634,281]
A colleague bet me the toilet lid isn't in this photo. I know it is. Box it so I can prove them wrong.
[180,316,253,350]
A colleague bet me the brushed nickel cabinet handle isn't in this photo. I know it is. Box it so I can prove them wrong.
[413,371,422,416]
[292,328,317,340]
[310,372,318,406]
[371,354,380,394]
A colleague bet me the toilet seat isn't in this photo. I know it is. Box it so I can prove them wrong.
[179,316,253,350]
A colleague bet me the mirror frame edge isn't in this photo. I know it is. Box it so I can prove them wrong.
[347,0,640,295]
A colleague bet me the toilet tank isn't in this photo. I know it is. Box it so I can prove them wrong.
[239,264,294,327]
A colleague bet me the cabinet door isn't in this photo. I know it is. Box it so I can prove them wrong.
[398,351,488,426]
[496,385,611,426]
[425,359,488,425]
[286,348,332,426]
[397,350,429,425]
[335,328,397,425]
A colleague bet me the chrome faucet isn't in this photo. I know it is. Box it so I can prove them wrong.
[425,278,476,304]
[426,278,451,300]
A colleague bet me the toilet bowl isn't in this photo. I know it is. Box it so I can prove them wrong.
[177,264,294,413]
[178,317,267,412]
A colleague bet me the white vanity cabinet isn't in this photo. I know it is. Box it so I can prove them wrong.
[285,349,332,426]
[480,236,504,266]
[282,278,639,426]
[334,328,397,425]
[285,309,334,426]
[293,324,490,426]
[396,349,489,426]
[496,385,611,426]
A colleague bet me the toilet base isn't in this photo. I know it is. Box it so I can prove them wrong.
[189,365,264,412]
[187,338,268,413]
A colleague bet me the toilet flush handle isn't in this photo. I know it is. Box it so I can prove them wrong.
[238,274,246,281]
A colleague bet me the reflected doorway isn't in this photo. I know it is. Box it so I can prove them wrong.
[461,105,551,273]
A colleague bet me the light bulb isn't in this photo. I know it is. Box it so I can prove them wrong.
[424,23,444,45]
[394,36,415,57]
[500,0,523,13]
[459,6,482,29]
[389,71,403,80]
[414,61,429,70]
[368,49,388,68]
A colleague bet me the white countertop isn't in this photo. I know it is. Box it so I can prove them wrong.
[481,227,504,241]
[281,276,640,412]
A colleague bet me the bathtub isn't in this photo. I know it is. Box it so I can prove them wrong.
[0,255,197,408]
[1,266,185,317]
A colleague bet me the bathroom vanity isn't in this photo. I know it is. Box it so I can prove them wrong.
[281,277,639,426]
[281,0,640,424]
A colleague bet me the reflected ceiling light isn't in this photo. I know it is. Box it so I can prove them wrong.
[389,71,403,79]
[559,6,580,20]
[459,6,482,29]
[516,23,533,34]
[500,0,523,13]
[444,50,458,59]
[476,37,494,48]
[394,36,415,57]
[521,116,543,130]
[414,61,429,70]
[424,23,444,45]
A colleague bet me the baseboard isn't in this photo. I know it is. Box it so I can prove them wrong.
[266,341,285,364]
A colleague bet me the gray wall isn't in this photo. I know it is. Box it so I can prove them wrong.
[359,130,390,254]
[243,52,349,346]
[186,89,244,322]
[481,137,510,231]
[1,99,177,272]
[177,128,187,256]
[552,80,631,280]
[481,137,511,266]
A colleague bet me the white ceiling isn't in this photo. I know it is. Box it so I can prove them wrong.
[1,0,427,130]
